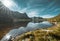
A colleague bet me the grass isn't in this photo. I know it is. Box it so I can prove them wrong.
[14,22,60,41]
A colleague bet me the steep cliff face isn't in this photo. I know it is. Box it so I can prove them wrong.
[0,1,12,23]
[0,1,29,24]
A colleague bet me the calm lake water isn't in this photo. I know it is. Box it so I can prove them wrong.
[1,21,53,41]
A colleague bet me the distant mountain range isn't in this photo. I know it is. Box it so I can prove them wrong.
[0,1,30,24]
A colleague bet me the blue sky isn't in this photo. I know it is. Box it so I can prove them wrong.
[1,0,60,18]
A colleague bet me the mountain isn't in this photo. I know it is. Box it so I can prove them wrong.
[31,17,44,23]
[0,1,30,24]
[0,1,30,39]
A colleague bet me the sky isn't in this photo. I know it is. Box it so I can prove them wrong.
[1,0,60,18]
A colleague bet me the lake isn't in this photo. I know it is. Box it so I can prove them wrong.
[1,21,53,41]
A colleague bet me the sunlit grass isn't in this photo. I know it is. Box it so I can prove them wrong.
[14,22,60,41]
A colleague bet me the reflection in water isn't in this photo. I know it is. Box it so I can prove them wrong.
[1,21,53,41]
[11,21,29,29]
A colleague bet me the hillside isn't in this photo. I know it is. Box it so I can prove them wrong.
[48,14,60,22]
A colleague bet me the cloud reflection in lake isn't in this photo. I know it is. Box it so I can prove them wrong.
[1,21,53,41]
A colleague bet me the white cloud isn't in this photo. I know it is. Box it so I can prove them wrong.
[19,8,28,13]
[41,15,54,18]
[2,0,13,8]
[1,0,20,11]
[28,10,39,17]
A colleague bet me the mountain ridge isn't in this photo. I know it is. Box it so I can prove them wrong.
[0,1,30,24]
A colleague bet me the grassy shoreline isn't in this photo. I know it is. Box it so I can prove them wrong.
[14,22,60,41]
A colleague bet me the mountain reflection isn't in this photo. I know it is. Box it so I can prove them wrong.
[1,21,53,41]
